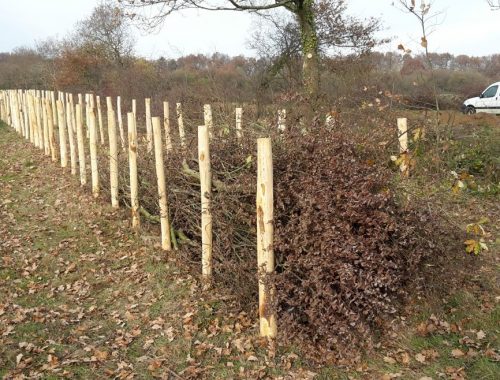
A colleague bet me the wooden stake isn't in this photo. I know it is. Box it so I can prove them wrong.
[163,101,172,152]
[66,100,77,175]
[152,117,172,251]
[278,109,286,132]
[75,104,87,186]
[132,99,136,119]
[89,107,100,198]
[397,118,408,153]
[176,103,185,148]
[145,98,153,153]
[42,98,50,155]
[107,97,119,208]
[117,96,125,149]
[46,98,57,162]
[198,125,212,280]
[256,137,277,338]
[56,100,68,168]
[96,96,105,145]
[127,112,140,230]
[235,107,243,139]
[203,104,213,138]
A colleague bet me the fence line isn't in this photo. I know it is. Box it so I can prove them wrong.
[0,88,286,341]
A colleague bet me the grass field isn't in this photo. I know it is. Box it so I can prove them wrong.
[0,118,498,379]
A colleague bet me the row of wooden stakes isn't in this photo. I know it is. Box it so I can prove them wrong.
[0,88,277,339]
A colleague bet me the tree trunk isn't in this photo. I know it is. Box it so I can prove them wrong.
[296,0,320,100]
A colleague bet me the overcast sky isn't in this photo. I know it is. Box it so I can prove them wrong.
[0,0,498,58]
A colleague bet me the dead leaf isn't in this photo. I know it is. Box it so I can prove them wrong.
[451,349,465,358]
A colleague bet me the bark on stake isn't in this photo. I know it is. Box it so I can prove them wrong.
[203,104,213,138]
[176,103,185,148]
[75,104,87,186]
[107,97,119,208]
[198,125,212,280]
[152,117,172,250]
[127,112,140,230]
[96,96,105,145]
[45,98,57,162]
[397,118,408,153]
[277,109,286,132]
[89,107,100,198]
[145,98,153,153]
[397,117,409,176]
[256,137,277,338]
[66,101,77,175]
[235,107,243,140]
[42,99,50,155]
[117,96,125,149]
[56,100,68,168]
[163,101,172,152]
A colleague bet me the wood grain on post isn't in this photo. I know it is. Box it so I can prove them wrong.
[50,91,57,130]
[107,97,119,208]
[256,137,277,338]
[42,99,50,155]
[88,107,100,198]
[56,100,68,168]
[145,98,153,153]
[35,96,43,150]
[176,103,185,148]
[203,104,213,138]
[163,101,172,152]
[127,112,140,230]
[198,125,212,280]
[278,109,286,132]
[117,96,125,149]
[96,96,105,145]
[397,118,408,153]
[75,104,87,186]
[235,107,243,139]
[66,101,77,175]
[152,117,172,251]
[46,98,57,162]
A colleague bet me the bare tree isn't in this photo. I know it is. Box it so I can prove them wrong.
[77,0,135,66]
[396,0,443,120]
[487,0,500,10]
[119,0,325,99]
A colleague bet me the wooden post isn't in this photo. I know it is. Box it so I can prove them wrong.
[278,109,286,132]
[56,100,68,168]
[75,104,87,186]
[66,101,77,175]
[235,107,243,140]
[256,137,277,338]
[107,97,119,208]
[198,125,212,280]
[397,117,409,177]
[96,96,105,145]
[42,99,50,155]
[163,101,172,152]
[145,98,153,153]
[127,112,140,230]
[45,98,57,162]
[35,95,43,150]
[176,103,185,148]
[50,91,57,131]
[203,104,213,138]
[132,99,136,119]
[117,96,125,149]
[397,118,408,153]
[89,107,100,198]
[152,117,172,251]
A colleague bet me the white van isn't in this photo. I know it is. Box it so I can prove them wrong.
[462,81,500,114]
